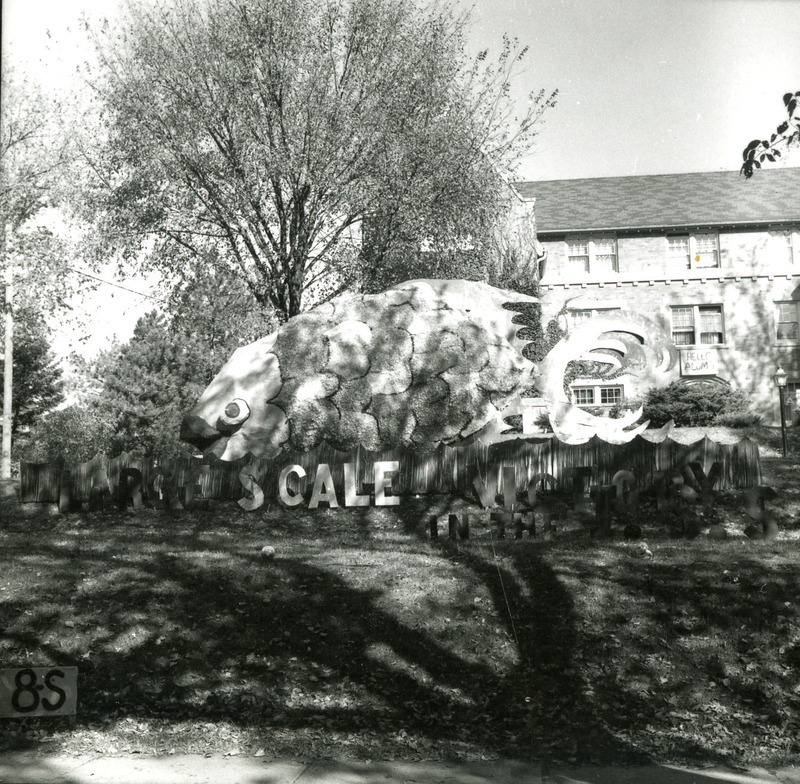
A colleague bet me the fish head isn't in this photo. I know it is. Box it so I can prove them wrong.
[180,335,288,460]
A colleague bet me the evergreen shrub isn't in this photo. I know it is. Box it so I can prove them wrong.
[642,382,757,428]
[712,410,765,428]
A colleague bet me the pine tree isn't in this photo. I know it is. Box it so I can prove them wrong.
[0,305,64,434]
[91,273,273,458]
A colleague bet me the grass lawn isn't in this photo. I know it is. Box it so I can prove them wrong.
[1,452,799,767]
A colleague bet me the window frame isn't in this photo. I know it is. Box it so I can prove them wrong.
[770,228,800,266]
[666,232,721,270]
[775,301,800,344]
[599,387,623,405]
[565,234,618,274]
[566,239,590,273]
[670,304,726,347]
[572,384,624,408]
[668,236,691,269]
[573,387,595,406]
[568,306,622,327]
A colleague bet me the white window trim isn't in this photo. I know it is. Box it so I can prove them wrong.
[775,300,800,345]
[670,304,726,347]
[773,228,800,266]
[565,235,618,274]
[572,387,596,406]
[571,383,624,407]
[568,306,622,326]
[667,232,721,270]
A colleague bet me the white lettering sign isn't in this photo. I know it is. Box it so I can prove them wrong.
[373,460,401,507]
[275,461,400,509]
[277,465,306,507]
[309,463,339,509]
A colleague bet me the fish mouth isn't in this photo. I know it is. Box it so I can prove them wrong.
[180,414,228,453]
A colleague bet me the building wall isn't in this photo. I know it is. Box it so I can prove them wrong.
[537,227,800,425]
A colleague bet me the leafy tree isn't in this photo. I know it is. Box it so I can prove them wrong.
[83,0,556,321]
[363,192,549,296]
[165,266,277,360]
[1,72,70,238]
[741,91,800,178]
[0,304,64,433]
[16,404,114,464]
[1,67,74,478]
[90,273,273,458]
[486,193,547,298]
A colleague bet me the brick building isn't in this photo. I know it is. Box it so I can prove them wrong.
[515,168,800,426]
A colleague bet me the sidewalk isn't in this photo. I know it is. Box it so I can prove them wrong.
[0,753,799,784]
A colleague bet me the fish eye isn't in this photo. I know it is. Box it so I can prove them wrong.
[219,397,251,428]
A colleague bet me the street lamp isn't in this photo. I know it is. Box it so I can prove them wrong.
[773,366,788,458]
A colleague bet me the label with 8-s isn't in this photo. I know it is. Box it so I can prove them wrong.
[0,667,78,718]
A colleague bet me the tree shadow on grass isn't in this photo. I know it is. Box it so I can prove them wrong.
[435,538,642,762]
[0,502,644,763]
[550,543,800,764]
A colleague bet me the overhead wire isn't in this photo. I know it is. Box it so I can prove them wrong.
[66,267,166,301]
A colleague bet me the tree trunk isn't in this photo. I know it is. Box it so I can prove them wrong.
[1,250,13,481]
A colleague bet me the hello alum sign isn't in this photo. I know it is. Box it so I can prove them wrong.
[680,347,719,376]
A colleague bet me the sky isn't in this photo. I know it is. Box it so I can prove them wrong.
[4,0,799,181]
[2,0,799,355]
[464,0,800,180]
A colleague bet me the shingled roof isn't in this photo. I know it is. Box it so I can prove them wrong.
[513,168,800,234]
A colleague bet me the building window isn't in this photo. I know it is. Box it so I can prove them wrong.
[671,305,724,345]
[699,306,724,344]
[667,233,720,269]
[668,236,690,268]
[600,387,622,405]
[776,301,800,341]
[567,240,590,273]
[565,236,618,274]
[593,238,618,273]
[768,229,800,265]
[572,385,623,407]
[569,306,622,327]
[671,306,695,345]
[694,233,719,268]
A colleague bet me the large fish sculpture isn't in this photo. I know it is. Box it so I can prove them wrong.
[180,280,674,459]
[180,280,540,460]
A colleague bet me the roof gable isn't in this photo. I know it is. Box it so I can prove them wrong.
[514,169,800,234]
